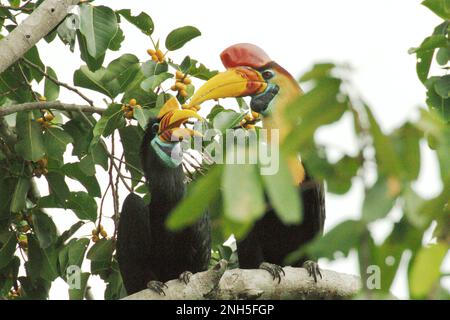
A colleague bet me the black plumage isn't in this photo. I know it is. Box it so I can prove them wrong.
[237,166,325,278]
[117,118,211,295]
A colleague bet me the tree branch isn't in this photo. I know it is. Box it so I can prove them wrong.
[21,58,95,106]
[0,0,80,74]
[0,101,105,117]
[123,261,361,300]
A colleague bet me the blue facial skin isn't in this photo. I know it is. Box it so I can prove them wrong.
[151,137,183,168]
[250,82,280,116]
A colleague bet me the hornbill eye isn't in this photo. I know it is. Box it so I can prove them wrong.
[262,70,274,80]
[151,123,159,134]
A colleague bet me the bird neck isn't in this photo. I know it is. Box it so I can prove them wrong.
[141,128,186,214]
[262,71,305,185]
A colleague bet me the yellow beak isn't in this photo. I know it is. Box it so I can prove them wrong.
[159,109,202,134]
[188,67,267,107]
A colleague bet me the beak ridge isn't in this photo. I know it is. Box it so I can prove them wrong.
[188,68,267,107]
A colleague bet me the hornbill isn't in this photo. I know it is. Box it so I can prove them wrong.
[188,43,325,282]
[117,97,211,295]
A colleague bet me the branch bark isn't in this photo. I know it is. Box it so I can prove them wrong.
[123,261,361,300]
[0,101,105,117]
[0,0,80,74]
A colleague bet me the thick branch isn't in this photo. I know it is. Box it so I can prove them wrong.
[0,101,105,117]
[124,262,361,300]
[0,0,80,74]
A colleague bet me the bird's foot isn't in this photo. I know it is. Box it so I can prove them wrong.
[178,271,193,285]
[147,280,168,296]
[259,262,285,284]
[303,260,322,283]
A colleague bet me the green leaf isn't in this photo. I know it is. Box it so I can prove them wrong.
[365,105,402,177]
[91,104,125,146]
[117,9,154,35]
[44,67,59,101]
[140,72,172,91]
[410,243,449,298]
[73,66,112,97]
[165,26,201,51]
[286,220,366,264]
[79,4,118,59]
[15,112,45,162]
[261,156,302,224]
[167,165,223,230]
[10,177,30,213]
[87,239,114,261]
[23,46,45,83]
[0,233,17,269]
[57,15,78,52]
[68,238,90,268]
[57,221,86,247]
[31,210,57,249]
[434,75,450,98]
[222,164,265,224]
[44,127,73,159]
[119,126,144,186]
[102,54,141,97]
[79,143,109,176]
[299,63,336,82]
[45,172,71,205]
[213,110,244,132]
[66,192,98,222]
[392,123,422,181]
[74,55,141,98]
[362,177,396,222]
[77,30,105,71]
[108,26,125,51]
[69,272,90,300]
[422,0,450,19]
[62,163,101,198]
[141,60,168,78]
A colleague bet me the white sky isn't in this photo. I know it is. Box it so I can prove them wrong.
[28,0,449,299]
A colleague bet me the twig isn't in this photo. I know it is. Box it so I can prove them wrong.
[21,58,95,106]
[0,2,33,13]
[112,155,144,176]
[0,101,105,117]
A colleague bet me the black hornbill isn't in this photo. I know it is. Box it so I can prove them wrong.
[117,97,211,295]
[188,43,325,282]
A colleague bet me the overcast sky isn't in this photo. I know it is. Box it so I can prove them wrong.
[33,0,448,299]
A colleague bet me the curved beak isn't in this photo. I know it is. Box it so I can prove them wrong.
[159,109,203,141]
[188,67,267,107]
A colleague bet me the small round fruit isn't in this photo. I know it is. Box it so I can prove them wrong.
[100,230,107,238]
[179,90,188,98]
[244,114,253,121]
[129,98,137,106]
[38,96,47,102]
[125,111,134,119]
[246,124,255,130]
[151,54,159,62]
[36,117,45,123]
[183,77,192,85]
[155,49,164,61]
[92,228,98,236]
[251,111,260,118]
[175,82,186,91]
[92,235,99,243]
[44,113,54,121]
[176,71,184,79]
[147,49,156,56]
[171,85,177,91]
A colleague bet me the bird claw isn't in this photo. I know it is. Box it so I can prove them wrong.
[147,280,168,296]
[303,260,322,283]
[178,271,193,285]
[259,262,285,284]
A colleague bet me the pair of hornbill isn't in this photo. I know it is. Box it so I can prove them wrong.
[117,44,325,295]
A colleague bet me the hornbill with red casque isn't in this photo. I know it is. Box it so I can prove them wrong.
[117,98,211,295]
[188,43,325,282]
